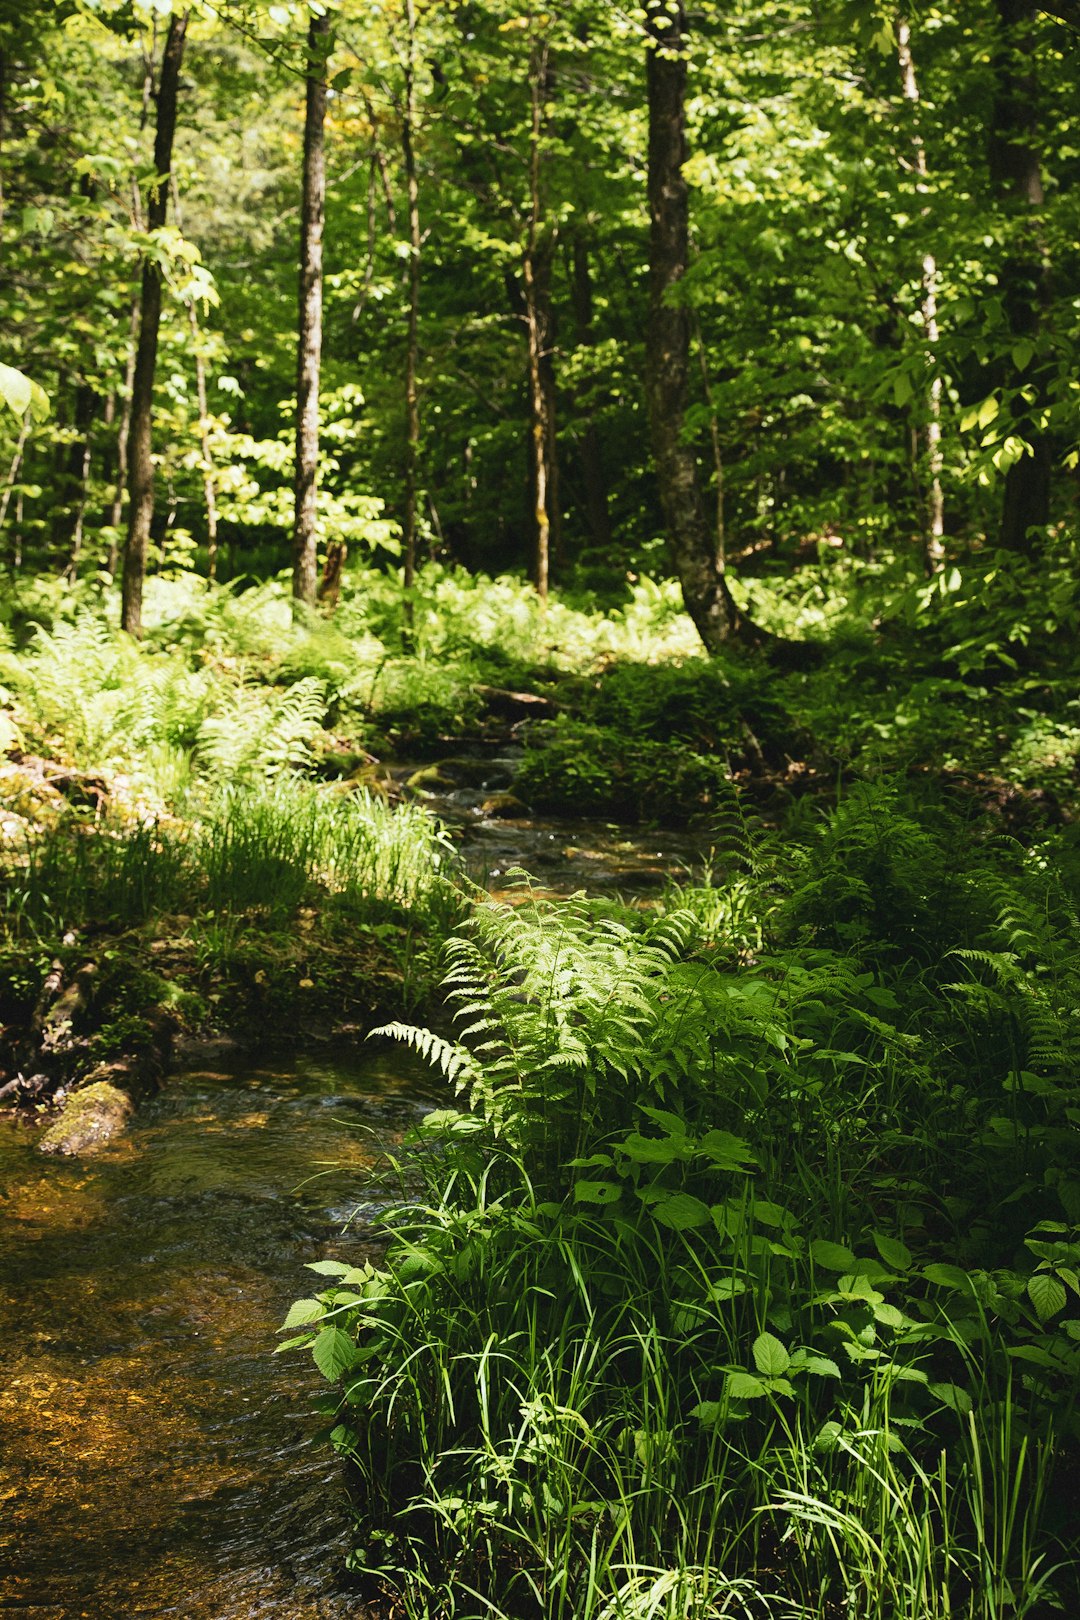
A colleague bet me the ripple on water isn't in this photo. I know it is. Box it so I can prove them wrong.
[0,1049,437,1619]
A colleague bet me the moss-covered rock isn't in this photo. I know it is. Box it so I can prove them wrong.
[38,1078,134,1157]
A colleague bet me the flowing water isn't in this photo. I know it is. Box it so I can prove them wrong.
[0,807,708,1617]
[0,1049,437,1619]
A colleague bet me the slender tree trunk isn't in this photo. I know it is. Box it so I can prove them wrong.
[896,17,945,573]
[53,380,96,571]
[570,233,613,553]
[0,409,29,546]
[188,301,220,579]
[990,0,1052,550]
[121,9,189,637]
[169,176,220,579]
[523,36,553,601]
[644,1,740,651]
[401,0,421,637]
[293,9,330,609]
[107,299,140,575]
[693,317,726,564]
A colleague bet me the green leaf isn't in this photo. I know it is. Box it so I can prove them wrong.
[811,1238,857,1271]
[725,1370,768,1400]
[650,1191,711,1230]
[893,370,913,408]
[620,1131,683,1164]
[1012,339,1035,373]
[873,1232,912,1272]
[306,1259,353,1277]
[0,361,49,422]
[752,1332,790,1377]
[573,1179,622,1205]
[1028,1272,1067,1322]
[929,1381,972,1415]
[922,1263,972,1292]
[799,1354,841,1379]
[312,1326,361,1381]
[279,1297,325,1330]
[698,1129,757,1169]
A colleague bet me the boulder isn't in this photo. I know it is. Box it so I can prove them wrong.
[38,1079,134,1157]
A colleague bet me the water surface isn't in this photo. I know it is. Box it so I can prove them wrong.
[0,1049,435,1619]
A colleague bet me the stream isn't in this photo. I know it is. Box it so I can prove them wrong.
[0,801,708,1617]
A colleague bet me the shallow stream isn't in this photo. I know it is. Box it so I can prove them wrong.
[0,1050,435,1618]
[0,809,708,1617]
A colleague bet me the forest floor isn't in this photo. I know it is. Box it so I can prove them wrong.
[2,549,1080,1617]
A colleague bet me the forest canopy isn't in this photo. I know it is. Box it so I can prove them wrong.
[3,0,1079,614]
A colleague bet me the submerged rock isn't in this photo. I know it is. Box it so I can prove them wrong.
[38,1079,134,1157]
[480,792,529,819]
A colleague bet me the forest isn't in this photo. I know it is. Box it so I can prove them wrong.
[3,0,1080,1616]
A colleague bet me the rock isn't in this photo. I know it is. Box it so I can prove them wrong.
[480,792,529,819]
[438,756,514,790]
[38,1080,134,1157]
[406,764,458,794]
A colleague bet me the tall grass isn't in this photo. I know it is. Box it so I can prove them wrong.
[2,783,463,943]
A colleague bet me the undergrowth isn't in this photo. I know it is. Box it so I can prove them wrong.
[285,784,1080,1619]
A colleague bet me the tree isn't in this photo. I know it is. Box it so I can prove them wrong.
[401,0,421,635]
[990,0,1052,551]
[121,7,189,638]
[644,0,740,651]
[895,14,945,573]
[293,6,330,609]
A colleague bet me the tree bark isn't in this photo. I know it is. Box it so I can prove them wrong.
[896,17,945,573]
[293,9,330,609]
[523,35,553,601]
[121,9,189,637]
[990,0,1052,551]
[401,0,421,637]
[644,2,740,652]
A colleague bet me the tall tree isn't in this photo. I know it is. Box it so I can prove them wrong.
[896,15,945,573]
[990,0,1052,551]
[644,0,740,651]
[401,0,421,635]
[121,7,188,637]
[523,31,555,600]
[293,6,330,609]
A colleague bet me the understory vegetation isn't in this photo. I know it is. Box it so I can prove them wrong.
[288,789,1080,1620]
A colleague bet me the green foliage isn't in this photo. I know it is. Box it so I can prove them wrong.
[287,788,1080,1617]
[517,718,732,825]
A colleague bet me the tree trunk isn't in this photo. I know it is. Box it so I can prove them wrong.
[523,36,553,601]
[0,409,29,549]
[570,234,613,553]
[293,9,330,610]
[896,16,945,573]
[990,0,1052,550]
[121,9,189,637]
[169,176,221,580]
[53,381,96,572]
[188,302,220,579]
[106,298,140,576]
[401,0,421,638]
[644,2,740,651]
